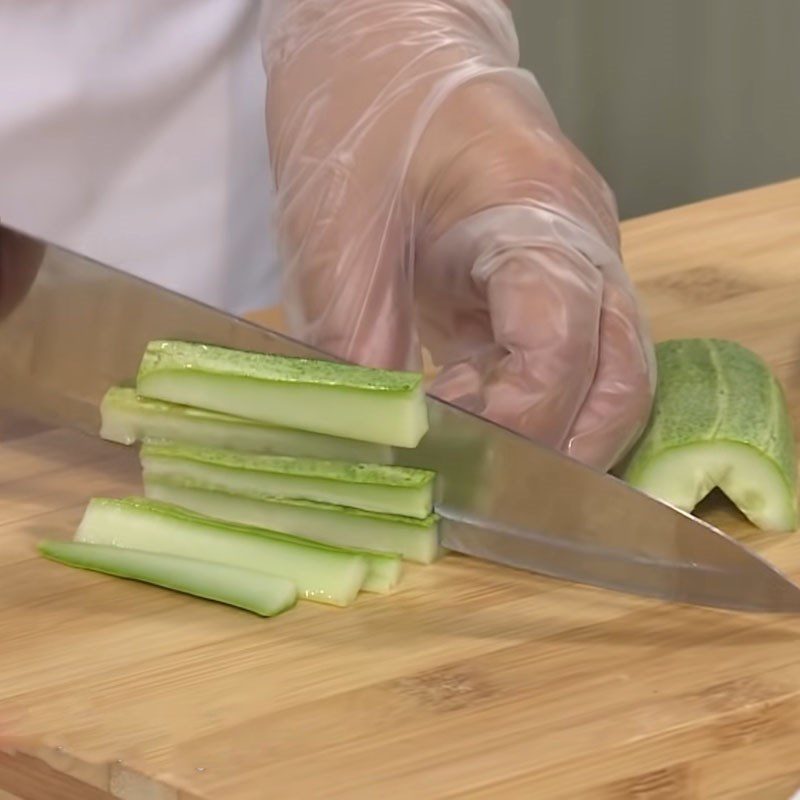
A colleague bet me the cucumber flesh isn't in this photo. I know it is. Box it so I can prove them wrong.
[75,497,368,607]
[100,387,393,464]
[628,441,796,530]
[136,341,429,448]
[623,338,798,531]
[39,540,297,617]
[140,440,434,519]
[144,477,442,565]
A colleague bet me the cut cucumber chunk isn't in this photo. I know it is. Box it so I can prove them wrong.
[140,441,434,519]
[100,387,392,464]
[136,340,429,448]
[144,476,442,565]
[39,540,297,617]
[623,338,798,531]
[75,497,368,607]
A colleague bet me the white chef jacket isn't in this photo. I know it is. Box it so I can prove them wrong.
[0,1,281,315]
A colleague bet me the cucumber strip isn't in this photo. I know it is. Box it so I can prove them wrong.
[74,497,368,607]
[140,440,434,519]
[38,540,297,617]
[623,338,798,531]
[135,340,429,448]
[100,387,393,464]
[144,476,442,565]
[113,493,402,595]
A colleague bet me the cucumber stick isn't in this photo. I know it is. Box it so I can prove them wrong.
[100,387,393,464]
[623,338,798,531]
[136,340,429,448]
[140,440,434,519]
[121,490,402,594]
[75,497,368,606]
[144,477,442,564]
[39,540,297,617]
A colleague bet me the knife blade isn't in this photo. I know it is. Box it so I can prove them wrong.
[2,221,799,613]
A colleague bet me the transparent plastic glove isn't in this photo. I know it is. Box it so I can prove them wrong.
[261,0,656,470]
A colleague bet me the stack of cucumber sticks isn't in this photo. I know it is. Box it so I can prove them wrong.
[40,340,441,617]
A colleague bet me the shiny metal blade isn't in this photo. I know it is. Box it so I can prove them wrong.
[422,436,800,614]
[2,222,799,613]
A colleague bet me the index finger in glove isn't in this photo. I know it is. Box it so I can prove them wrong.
[430,241,604,453]
[565,279,656,470]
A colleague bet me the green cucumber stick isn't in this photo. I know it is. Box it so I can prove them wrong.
[122,488,403,595]
[139,440,435,519]
[135,340,429,448]
[100,387,393,464]
[39,540,297,617]
[74,497,368,607]
[144,476,442,565]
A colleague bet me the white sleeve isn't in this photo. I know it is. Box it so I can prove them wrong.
[0,1,281,314]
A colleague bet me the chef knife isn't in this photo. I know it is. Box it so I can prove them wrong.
[2,222,799,613]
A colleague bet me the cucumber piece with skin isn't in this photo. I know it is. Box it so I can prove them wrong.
[75,497,368,607]
[100,387,393,464]
[39,540,297,617]
[144,476,443,565]
[623,338,798,531]
[136,340,429,448]
[140,440,434,519]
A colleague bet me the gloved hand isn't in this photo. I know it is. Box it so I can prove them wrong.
[261,0,655,470]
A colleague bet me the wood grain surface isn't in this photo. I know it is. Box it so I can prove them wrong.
[3,179,800,799]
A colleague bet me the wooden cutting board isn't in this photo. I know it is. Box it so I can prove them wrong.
[3,179,800,800]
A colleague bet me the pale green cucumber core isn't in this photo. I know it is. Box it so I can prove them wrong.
[630,441,795,530]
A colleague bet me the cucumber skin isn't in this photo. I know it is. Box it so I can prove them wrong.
[138,340,421,393]
[38,540,298,617]
[624,338,798,524]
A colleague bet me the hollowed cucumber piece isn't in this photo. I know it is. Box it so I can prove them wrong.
[623,338,798,531]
